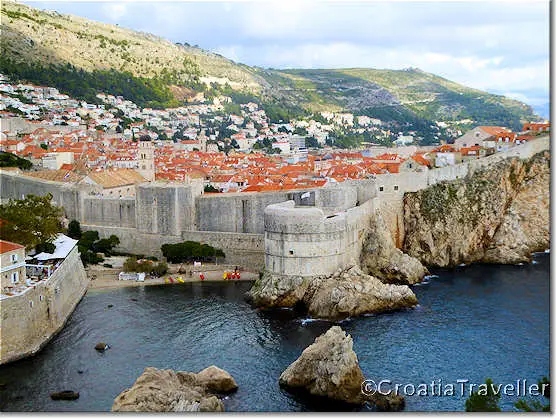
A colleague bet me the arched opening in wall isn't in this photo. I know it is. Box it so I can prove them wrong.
[379,186,384,192]
[394,185,399,191]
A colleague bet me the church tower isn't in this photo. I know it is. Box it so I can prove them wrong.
[137,134,155,181]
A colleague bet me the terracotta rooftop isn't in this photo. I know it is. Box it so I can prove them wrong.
[0,239,25,254]
[87,169,146,189]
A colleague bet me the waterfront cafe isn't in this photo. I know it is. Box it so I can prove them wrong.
[26,234,78,282]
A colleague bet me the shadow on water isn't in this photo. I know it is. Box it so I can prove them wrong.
[0,253,550,412]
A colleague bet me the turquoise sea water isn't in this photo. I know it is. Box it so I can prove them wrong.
[0,253,549,412]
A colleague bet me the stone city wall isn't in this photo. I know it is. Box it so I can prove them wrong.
[263,136,550,277]
[82,196,136,228]
[0,245,89,365]
[0,170,83,220]
[0,136,549,272]
[82,224,265,270]
[196,184,359,234]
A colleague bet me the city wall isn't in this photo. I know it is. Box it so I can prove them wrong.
[0,136,549,271]
[0,245,89,365]
[263,136,550,277]
[82,224,265,270]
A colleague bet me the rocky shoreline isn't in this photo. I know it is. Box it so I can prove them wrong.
[247,265,418,321]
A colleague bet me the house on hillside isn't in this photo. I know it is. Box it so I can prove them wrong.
[523,122,550,133]
[453,126,511,150]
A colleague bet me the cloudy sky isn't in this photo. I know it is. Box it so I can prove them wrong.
[26,1,550,115]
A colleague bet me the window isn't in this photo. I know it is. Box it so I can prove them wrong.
[10,254,18,263]
[394,185,399,191]
[379,186,384,192]
[11,271,19,284]
[289,250,294,255]
[29,300,34,308]
[40,295,44,302]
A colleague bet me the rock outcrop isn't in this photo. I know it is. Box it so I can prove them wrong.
[360,211,428,285]
[247,266,417,320]
[111,366,237,412]
[403,151,549,267]
[279,326,404,411]
[303,266,418,320]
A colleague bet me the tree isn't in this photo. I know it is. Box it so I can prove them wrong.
[92,235,120,256]
[0,193,63,249]
[0,151,33,170]
[67,220,82,240]
[306,136,321,148]
[204,185,219,193]
[465,378,501,412]
[76,230,119,265]
[161,241,225,263]
[515,377,550,412]
[35,242,56,254]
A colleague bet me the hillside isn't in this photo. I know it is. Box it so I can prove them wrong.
[0,1,538,131]
[257,68,536,131]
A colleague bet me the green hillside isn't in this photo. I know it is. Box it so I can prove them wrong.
[0,0,538,131]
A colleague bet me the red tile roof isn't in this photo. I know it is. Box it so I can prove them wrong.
[0,239,25,254]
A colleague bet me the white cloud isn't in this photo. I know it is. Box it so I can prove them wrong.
[101,3,128,21]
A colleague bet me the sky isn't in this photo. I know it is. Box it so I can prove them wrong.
[25,0,550,116]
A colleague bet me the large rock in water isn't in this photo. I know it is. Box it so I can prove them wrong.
[303,265,417,320]
[279,326,404,411]
[247,266,417,320]
[111,366,237,412]
[360,211,428,285]
[403,151,550,267]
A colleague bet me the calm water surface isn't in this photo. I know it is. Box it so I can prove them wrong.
[0,253,549,412]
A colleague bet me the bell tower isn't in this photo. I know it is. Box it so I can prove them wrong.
[137,134,155,181]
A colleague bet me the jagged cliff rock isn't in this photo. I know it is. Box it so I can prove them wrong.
[360,211,428,284]
[111,366,237,412]
[279,326,404,410]
[403,151,550,267]
[247,265,417,320]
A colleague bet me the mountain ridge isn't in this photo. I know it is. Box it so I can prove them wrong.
[0,0,539,133]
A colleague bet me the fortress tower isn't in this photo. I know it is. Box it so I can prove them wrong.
[137,134,155,181]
